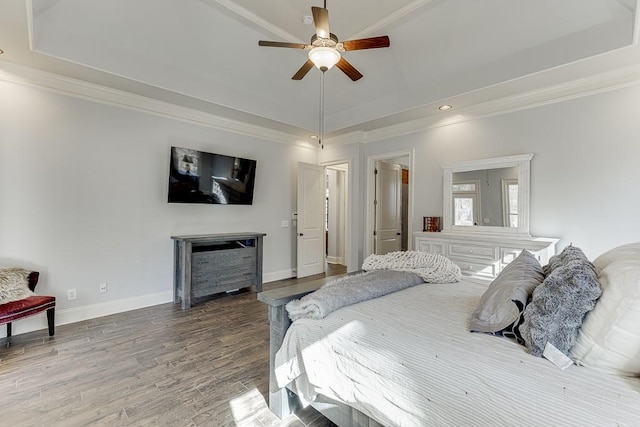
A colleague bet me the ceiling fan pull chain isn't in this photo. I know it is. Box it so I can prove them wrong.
[319,72,325,149]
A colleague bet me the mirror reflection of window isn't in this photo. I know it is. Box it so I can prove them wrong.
[502,179,518,227]
[453,180,480,226]
[454,197,475,225]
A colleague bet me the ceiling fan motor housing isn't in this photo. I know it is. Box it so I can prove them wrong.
[311,33,340,48]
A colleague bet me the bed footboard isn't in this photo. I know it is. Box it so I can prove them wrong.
[257,273,390,427]
[257,276,338,418]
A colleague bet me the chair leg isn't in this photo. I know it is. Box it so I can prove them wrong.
[6,322,11,337]
[46,308,55,336]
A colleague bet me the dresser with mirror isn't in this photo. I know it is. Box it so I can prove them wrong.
[414,154,558,280]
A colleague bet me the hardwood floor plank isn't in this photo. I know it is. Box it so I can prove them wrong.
[0,264,346,426]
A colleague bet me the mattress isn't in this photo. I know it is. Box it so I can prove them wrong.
[275,280,640,427]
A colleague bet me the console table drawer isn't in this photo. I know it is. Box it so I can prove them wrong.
[192,263,256,286]
[449,244,496,260]
[192,273,256,297]
[192,248,256,269]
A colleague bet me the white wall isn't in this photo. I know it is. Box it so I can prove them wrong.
[0,78,316,334]
[322,83,640,265]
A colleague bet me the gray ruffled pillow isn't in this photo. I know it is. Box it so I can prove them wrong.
[520,246,602,357]
[470,250,544,334]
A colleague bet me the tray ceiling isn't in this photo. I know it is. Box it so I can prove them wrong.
[1,0,639,141]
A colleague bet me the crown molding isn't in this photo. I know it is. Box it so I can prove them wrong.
[0,59,317,149]
[347,0,438,40]
[326,62,640,147]
[206,0,304,43]
[4,55,640,152]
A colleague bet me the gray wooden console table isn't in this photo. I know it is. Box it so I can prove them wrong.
[172,232,266,309]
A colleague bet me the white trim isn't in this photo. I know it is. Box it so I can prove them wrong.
[0,60,315,149]
[442,154,533,238]
[4,48,640,151]
[0,267,300,338]
[633,0,640,45]
[207,0,305,43]
[263,268,296,283]
[326,64,640,147]
[320,158,352,272]
[0,291,173,338]
[346,0,438,40]
[326,256,344,265]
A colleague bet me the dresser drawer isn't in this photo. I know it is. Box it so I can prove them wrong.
[416,239,446,255]
[449,244,496,260]
[451,257,499,279]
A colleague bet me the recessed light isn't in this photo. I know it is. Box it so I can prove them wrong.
[309,135,318,139]
[303,15,313,25]
[439,105,452,111]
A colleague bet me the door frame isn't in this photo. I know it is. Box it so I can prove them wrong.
[321,157,354,272]
[365,149,414,258]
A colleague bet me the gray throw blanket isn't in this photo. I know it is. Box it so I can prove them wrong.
[286,270,424,321]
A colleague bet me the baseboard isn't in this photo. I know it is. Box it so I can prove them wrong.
[2,270,296,339]
[326,256,344,265]
[0,291,173,338]
[263,268,295,283]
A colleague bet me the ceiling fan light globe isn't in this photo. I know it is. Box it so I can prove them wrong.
[309,47,340,71]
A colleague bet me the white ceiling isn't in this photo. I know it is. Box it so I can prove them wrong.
[1,0,639,143]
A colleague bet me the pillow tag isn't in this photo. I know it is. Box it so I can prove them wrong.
[543,342,573,370]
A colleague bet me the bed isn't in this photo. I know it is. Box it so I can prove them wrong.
[258,243,640,426]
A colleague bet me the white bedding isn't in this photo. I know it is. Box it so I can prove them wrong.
[275,280,640,427]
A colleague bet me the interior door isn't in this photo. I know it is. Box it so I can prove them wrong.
[297,162,325,278]
[374,161,402,254]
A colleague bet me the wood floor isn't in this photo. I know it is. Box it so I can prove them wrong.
[0,264,346,427]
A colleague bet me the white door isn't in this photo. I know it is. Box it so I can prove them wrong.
[374,161,402,254]
[297,162,325,278]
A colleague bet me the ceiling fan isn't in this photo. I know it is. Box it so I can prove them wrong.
[258,2,390,81]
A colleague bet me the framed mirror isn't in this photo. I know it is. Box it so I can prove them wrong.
[442,154,533,237]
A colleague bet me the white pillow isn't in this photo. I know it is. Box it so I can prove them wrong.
[570,255,640,376]
[592,241,640,273]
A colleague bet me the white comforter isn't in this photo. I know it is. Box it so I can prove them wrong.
[275,280,640,427]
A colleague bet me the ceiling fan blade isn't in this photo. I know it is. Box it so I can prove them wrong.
[292,60,315,80]
[336,57,363,81]
[311,6,330,39]
[259,40,308,49]
[341,36,390,51]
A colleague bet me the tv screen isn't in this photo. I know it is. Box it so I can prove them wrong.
[168,146,257,205]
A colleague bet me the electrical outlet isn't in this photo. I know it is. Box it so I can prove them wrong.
[67,288,77,300]
[99,283,108,293]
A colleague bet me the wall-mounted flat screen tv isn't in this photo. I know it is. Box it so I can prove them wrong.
[168,146,257,205]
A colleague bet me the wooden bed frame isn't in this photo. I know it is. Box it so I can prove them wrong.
[257,274,382,427]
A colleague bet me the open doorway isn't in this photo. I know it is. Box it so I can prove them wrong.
[366,150,413,257]
[325,163,348,271]
[296,160,351,278]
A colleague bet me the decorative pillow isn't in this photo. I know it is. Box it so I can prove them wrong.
[542,244,590,277]
[592,241,640,273]
[0,267,35,304]
[520,247,602,357]
[570,252,640,376]
[470,250,544,334]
